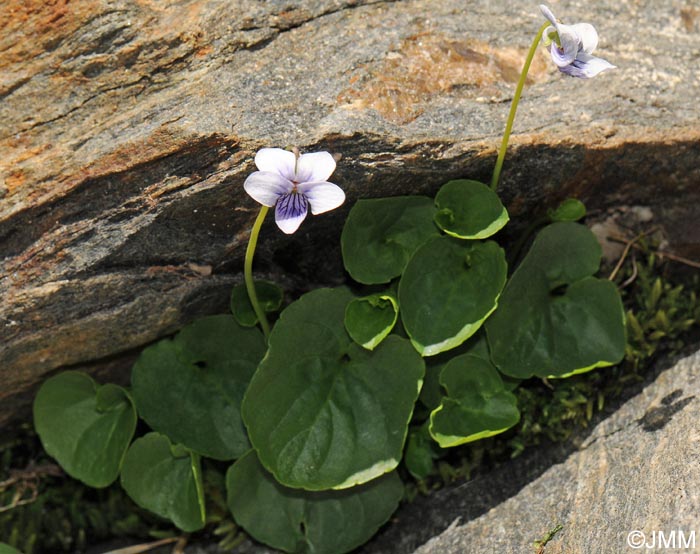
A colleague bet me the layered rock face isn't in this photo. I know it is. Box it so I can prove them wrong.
[1,0,699,427]
[409,349,700,554]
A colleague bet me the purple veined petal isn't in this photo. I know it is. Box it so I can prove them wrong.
[559,52,616,78]
[571,23,599,53]
[294,151,336,183]
[254,148,296,181]
[297,181,346,215]
[244,171,293,207]
[274,191,309,234]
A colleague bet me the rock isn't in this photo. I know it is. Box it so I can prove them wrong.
[409,349,700,554]
[1,0,699,426]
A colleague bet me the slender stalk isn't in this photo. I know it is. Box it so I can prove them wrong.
[244,206,271,341]
[490,21,550,191]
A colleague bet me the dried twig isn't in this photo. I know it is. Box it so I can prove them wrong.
[653,250,700,269]
[607,233,700,270]
[0,462,62,512]
[172,536,188,554]
[619,256,639,289]
[608,230,652,282]
[100,537,179,554]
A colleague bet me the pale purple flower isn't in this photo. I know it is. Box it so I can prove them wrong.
[539,4,615,79]
[243,148,345,234]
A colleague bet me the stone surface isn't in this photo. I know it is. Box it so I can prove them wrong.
[410,349,700,554]
[2,0,700,426]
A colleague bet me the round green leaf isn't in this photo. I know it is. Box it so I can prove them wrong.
[226,450,403,554]
[548,198,586,222]
[0,543,23,554]
[344,292,398,350]
[231,280,284,327]
[398,237,507,356]
[132,315,266,460]
[341,196,440,284]
[486,222,626,378]
[33,371,136,488]
[429,354,520,447]
[242,287,424,490]
[120,432,205,532]
[434,179,509,239]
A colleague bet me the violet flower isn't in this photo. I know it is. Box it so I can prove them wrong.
[539,4,615,79]
[244,148,345,234]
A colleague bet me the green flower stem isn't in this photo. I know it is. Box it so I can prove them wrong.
[490,21,550,191]
[244,206,271,341]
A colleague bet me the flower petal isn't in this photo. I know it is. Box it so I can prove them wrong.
[560,52,616,78]
[571,23,599,53]
[295,151,336,183]
[548,25,580,66]
[244,171,293,207]
[297,182,346,215]
[254,148,296,181]
[539,4,558,26]
[275,192,309,234]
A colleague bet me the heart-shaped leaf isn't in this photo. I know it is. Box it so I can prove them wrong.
[486,222,626,378]
[120,432,205,532]
[344,292,398,350]
[429,354,520,447]
[33,371,136,488]
[231,280,284,327]
[132,315,266,460]
[242,287,424,490]
[399,237,507,356]
[548,198,586,222]
[341,196,440,284]
[434,179,509,239]
[226,450,403,554]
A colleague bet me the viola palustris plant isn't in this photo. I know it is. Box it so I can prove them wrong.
[30,5,624,554]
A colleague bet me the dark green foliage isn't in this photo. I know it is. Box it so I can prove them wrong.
[404,243,699,488]
[226,451,403,554]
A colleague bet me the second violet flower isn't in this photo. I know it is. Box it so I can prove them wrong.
[539,4,615,79]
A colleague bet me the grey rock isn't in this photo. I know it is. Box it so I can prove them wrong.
[412,349,700,554]
[2,0,700,426]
